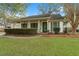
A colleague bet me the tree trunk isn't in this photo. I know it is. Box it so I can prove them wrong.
[71,25,77,34]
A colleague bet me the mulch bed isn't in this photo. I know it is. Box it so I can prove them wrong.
[4,34,37,37]
[44,34,79,38]
[4,33,79,38]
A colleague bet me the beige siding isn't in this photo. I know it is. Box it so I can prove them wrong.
[11,23,21,28]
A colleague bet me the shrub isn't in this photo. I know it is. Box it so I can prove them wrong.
[4,28,37,35]
[53,27,60,34]
[76,29,79,32]
[64,28,67,33]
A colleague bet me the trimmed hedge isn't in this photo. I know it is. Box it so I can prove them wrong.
[4,28,37,35]
[64,28,67,33]
[76,29,79,32]
[53,27,60,34]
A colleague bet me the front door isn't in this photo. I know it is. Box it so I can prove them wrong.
[42,22,47,32]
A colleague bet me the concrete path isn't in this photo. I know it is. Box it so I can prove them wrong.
[0,32,5,36]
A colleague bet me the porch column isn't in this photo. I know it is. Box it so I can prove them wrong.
[51,22,54,33]
[40,21,42,32]
[47,21,51,32]
[27,21,31,28]
[37,20,41,33]
[60,21,64,33]
[11,23,14,28]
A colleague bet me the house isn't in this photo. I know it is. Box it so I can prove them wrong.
[7,14,79,33]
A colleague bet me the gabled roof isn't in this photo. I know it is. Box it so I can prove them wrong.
[21,14,51,19]
[51,14,64,19]
[21,14,64,19]
[12,14,65,22]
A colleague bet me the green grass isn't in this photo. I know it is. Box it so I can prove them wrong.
[0,36,79,56]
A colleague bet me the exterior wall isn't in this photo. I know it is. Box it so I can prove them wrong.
[11,20,65,33]
[19,20,43,33]
[0,26,5,29]
[10,20,66,33]
[11,23,21,28]
[66,22,72,28]
[65,22,79,32]
[76,24,79,30]
[63,22,72,32]
[65,22,79,30]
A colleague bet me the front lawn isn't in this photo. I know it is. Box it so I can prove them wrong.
[0,36,79,56]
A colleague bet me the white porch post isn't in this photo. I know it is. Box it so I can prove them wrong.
[11,23,14,28]
[27,21,31,28]
[51,22,54,33]
[47,21,51,32]
[60,21,64,33]
[37,20,41,33]
[40,21,42,32]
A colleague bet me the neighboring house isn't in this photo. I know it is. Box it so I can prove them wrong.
[7,14,79,33]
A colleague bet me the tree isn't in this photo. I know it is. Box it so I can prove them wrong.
[0,3,29,28]
[38,3,62,15]
[64,3,79,33]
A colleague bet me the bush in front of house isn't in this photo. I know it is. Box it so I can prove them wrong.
[53,27,60,34]
[4,28,37,35]
[76,29,79,32]
[64,27,67,33]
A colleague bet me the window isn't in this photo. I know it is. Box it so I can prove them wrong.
[21,23,27,28]
[31,23,38,29]
[53,22,59,28]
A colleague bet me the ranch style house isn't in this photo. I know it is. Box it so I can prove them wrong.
[6,14,79,33]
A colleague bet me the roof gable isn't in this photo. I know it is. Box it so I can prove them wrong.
[21,14,64,20]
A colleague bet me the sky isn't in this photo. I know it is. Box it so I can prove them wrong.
[26,3,65,16]
[26,3,40,16]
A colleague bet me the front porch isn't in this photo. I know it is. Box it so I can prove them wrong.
[11,20,65,34]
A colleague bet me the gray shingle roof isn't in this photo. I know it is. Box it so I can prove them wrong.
[12,14,65,22]
[21,14,51,19]
[51,14,64,19]
[21,14,64,20]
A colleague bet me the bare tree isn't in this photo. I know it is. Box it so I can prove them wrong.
[38,3,62,15]
[64,3,79,33]
[0,3,29,28]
